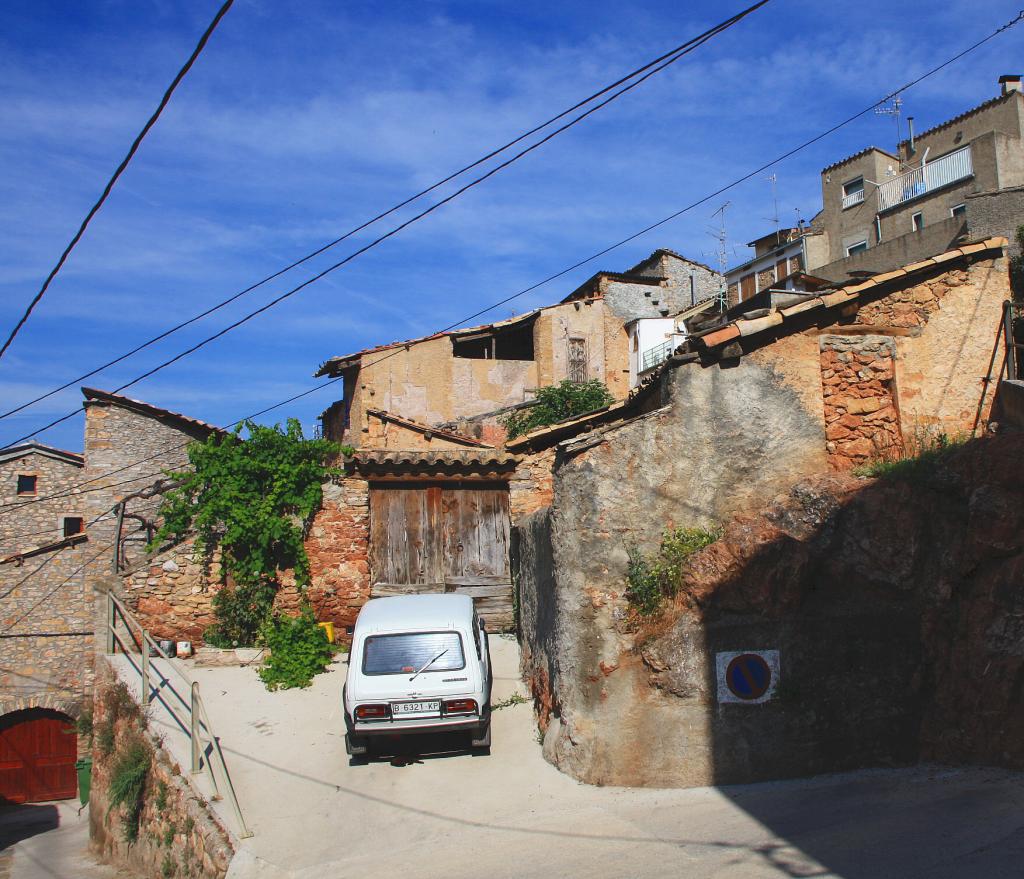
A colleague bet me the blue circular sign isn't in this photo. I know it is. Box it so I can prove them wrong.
[725,653,772,700]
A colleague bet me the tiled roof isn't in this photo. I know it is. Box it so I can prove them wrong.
[822,145,898,174]
[690,237,1008,352]
[0,441,84,467]
[364,408,491,447]
[81,388,225,436]
[349,449,520,473]
[628,248,719,276]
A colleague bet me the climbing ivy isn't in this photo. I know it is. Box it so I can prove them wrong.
[152,419,340,646]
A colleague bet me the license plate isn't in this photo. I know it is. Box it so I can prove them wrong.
[392,700,440,716]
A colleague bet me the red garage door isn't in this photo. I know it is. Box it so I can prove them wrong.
[0,709,77,803]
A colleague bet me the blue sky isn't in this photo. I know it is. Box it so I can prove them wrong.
[1,0,1022,452]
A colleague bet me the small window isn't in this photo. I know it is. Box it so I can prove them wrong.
[843,177,864,196]
[846,240,869,256]
[62,516,85,537]
[951,203,967,220]
[568,338,588,383]
[912,212,924,232]
[16,474,37,495]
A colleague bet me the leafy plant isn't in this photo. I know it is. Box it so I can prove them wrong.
[108,736,151,843]
[258,608,334,690]
[492,692,529,711]
[854,430,967,483]
[626,526,722,615]
[152,419,340,647]
[161,854,176,879]
[163,822,176,847]
[502,380,614,439]
[154,780,168,812]
[97,720,116,757]
[76,707,94,746]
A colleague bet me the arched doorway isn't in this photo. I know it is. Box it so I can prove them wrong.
[0,709,77,803]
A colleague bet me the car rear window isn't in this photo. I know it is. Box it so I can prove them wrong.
[362,631,466,676]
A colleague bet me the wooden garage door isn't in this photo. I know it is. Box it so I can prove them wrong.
[0,709,77,804]
[369,482,512,628]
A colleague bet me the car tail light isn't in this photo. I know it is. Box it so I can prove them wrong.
[355,703,389,720]
[443,699,478,716]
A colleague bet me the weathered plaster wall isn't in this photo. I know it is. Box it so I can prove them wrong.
[890,257,1009,436]
[0,451,94,718]
[534,299,609,389]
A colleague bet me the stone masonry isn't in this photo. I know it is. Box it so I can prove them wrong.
[0,445,94,720]
[820,336,902,470]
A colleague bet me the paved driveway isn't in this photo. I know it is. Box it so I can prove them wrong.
[114,638,1024,879]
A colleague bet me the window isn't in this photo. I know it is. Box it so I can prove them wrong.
[362,631,465,676]
[62,516,84,537]
[568,337,587,383]
[846,240,869,256]
[740,274,756,301]
[452,321,534,361]
[842,177,865,208]
[16,474,37,495]
[912,212,924,232]
[951,203,967,220]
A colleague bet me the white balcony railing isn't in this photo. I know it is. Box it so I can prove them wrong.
[641,340,674,372]
[876,146,973,212]
[841,189,865,209]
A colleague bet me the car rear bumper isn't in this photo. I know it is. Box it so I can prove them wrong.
[352,715,486,736]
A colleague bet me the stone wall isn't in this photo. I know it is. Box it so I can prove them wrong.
[0,449,94,719]
[517,249,1012,786]
[967,186,1024,257]
[509,448,555,522]
[89,663,234,879]
[820,335,902,469]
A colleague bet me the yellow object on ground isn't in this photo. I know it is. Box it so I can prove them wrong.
[317,621,335,643]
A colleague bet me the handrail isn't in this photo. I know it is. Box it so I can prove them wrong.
[105,591,252,838]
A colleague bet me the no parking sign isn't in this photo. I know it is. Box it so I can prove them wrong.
[716,650,780,704]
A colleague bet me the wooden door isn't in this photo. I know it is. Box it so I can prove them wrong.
[0,709,77,804]
[369,482,513,628]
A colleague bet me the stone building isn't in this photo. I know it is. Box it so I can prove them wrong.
[809,75,1024,280]
[316,249,720,446]
[0,441,91,803]
[514,236,1012,787]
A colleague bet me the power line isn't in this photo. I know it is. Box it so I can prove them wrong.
[0,0,235,363]
[0,1,771,444]
[0,540,116,635]
[2,9,1021,513]
[0,2,769,427]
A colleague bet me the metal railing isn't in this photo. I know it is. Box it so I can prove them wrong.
[841,188,865,209]
[641,339,674,372]
[105,591,252,838]
[877,146,973,212]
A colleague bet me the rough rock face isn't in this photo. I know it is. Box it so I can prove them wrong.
[529,434,1024,787]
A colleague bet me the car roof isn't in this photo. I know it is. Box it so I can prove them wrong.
[353,594,474,635]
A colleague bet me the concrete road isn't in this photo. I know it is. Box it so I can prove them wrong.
[116,638,1024,879]
[0,800,131,879]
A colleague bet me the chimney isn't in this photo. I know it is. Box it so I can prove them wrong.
[999,74,1023,95]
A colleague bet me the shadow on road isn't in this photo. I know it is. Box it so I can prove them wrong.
[0,803,59,851]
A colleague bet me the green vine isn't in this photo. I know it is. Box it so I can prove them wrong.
[152,419,339,647]
[502,380,614,439]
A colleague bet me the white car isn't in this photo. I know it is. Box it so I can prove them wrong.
[343,594,492,757]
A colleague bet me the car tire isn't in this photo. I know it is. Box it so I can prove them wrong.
[345,732,369,757]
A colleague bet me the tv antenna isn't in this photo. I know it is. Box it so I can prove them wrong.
[766,174,781,243]
[709,201,731,311]
[875,93,904,159]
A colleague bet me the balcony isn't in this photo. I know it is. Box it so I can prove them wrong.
[841,188,865,209]
[876,146,973,212]
[641,340,674,372]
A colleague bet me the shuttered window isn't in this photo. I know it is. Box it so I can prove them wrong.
[568,337,587,383]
